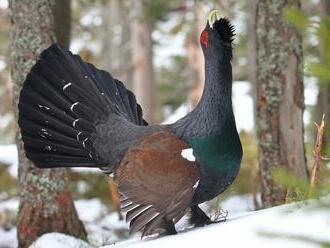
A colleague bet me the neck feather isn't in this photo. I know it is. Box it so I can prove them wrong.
[172,54,235,139]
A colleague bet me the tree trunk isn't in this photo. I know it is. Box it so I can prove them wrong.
[215,0,234,19]
[256,0,308,207]
[314,0,330,157]
[185,1,207,106]
[53,0,71,49]
[131,1,156,123]
[100,0,132,86]
[9,1,86,247]
[246,0,257,120]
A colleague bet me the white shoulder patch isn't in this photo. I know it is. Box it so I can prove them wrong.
[181,148,196,162]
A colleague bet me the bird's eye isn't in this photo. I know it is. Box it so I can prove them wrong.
[200,31,208,48]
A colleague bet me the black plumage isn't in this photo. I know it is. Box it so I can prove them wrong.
[18,15,242,236]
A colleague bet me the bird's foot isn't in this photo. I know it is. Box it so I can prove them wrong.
[209,208,228,224]
[190,205,228,227]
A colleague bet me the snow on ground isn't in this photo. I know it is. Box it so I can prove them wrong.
[0,198,18,212]
[75,199,109,223]
[0,194,253,248]
[0,228,17,248]
[0,144,18,177]
[220,194,256,214]
[30,233,91,248]
[1,194,328,248]
[19,197,330,248]
[102,198,330,248]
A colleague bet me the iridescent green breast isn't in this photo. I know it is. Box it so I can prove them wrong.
[187,129,242,204]
[187,129,242,172]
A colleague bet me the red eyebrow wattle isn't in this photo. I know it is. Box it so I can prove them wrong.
[200,31,208,47]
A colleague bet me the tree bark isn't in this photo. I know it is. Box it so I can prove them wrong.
[9,1,86,247]
[131,1,156,123]
[256,0,308,207]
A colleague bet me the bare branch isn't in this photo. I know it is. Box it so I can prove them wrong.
[310,114,326,195]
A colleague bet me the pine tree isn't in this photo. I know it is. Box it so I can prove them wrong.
[9,1,86,247]
[255,0,309,207]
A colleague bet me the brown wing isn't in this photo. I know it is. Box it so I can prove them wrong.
[115,131,200,236]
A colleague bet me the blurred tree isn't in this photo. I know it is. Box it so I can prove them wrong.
[255,0,309,207]
[130,0,156,123]
[314,0,330,157]
[185,1,207,106]
[9,1,86,247]
[0,6,14,143]
[100,0,133,85]
[215,0,234,18]
[246,0,257,116]
[53,0,71,49]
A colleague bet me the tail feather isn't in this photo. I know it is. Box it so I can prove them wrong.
[27,152,96,167]
[19,119,81,148]
[20,87,75,126]
[115,79,135,120]
[18,43,146,171]
[23,135,87,157]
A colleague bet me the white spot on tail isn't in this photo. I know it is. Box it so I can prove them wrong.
[76,131,83,141]
[181,148,196,162]
[40,128,51,138]
[193,180,200,189]
[82,137,89,148]
[45,145,52,151]
[72,119,80,127]
[70,102,79,112]
[38,104,50,110]
[63,82,72,91]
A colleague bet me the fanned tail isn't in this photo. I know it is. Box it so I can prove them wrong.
[18,44,145,169]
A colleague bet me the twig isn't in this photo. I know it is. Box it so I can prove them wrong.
[309,114,329,195]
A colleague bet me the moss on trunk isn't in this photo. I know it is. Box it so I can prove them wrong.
[8,1,86,247]
[256,0,308,207]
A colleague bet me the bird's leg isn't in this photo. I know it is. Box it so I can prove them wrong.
[190,205,211,226]
[190,205,227,227]
[163,219,177,235]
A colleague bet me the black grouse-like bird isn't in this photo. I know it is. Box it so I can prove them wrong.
[18,10,242,236]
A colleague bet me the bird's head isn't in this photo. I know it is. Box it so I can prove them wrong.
[200,10,235,60]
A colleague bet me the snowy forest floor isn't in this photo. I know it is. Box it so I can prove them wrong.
[0,194,329,248]
[1,142,330,248]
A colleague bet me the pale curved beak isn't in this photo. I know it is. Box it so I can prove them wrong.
[208,10,219,29]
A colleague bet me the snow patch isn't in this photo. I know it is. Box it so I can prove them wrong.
[102,198,330,248]
[29,233,91,248]
[75,199,107,223]
[0,144,18,177]
[0,228,17,248]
